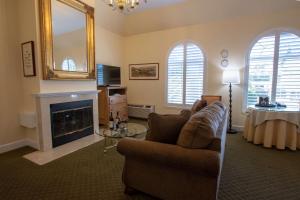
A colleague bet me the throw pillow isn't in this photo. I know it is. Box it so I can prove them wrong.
[191,99,207,114]
[146,110,191,144]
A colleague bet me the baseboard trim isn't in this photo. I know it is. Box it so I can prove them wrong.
[0,139,39,154]
[25,139,39,150]
[233,125,244,132]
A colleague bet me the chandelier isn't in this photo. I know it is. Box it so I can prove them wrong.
[105,0,147,12]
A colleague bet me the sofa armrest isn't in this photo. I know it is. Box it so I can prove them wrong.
[117,138,220,177]
[207,138,221,152]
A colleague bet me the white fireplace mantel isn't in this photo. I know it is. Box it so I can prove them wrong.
[33,90,100,98]
[34,90,100,151]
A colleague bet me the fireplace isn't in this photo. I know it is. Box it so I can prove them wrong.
[34,91,99,151]
[50,100,94,148]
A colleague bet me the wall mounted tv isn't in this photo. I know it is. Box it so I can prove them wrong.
[97,64,121,86]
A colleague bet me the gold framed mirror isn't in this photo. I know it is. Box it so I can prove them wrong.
[39,0,95,80]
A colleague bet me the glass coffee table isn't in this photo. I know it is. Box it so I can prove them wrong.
[101,123,147,153]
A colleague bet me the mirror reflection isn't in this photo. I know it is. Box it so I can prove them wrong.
[51,0,87,72]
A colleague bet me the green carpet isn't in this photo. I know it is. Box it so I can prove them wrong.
[0,134,299,200]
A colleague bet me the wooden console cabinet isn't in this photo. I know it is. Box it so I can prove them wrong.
[98,86,128,125]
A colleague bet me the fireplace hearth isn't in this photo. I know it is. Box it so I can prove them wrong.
[50,100,94,148]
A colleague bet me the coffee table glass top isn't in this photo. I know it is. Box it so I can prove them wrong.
[102,123,147,138]
[101,122,147,153]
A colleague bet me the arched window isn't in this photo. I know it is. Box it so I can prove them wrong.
[62,58,76,71]
[167,42,205,106]
[245,30,300,109]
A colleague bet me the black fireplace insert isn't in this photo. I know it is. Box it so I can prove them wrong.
[50,100,94,148]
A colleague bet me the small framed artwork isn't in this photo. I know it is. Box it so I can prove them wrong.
[129,63,159,80]
[21,41,36,77]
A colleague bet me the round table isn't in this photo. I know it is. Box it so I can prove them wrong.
[102,123,147,152]
[243,106,300,150]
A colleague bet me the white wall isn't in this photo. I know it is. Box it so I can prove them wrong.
[123,8,300,128]
[0,0,124,147]
[17,0,41,142]
[0,0,24,145]
[95,26,124,83]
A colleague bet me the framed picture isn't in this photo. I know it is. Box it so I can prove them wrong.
[21,41,36,77]
[129,63,159,80]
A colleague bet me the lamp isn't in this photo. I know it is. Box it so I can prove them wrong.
[223,69,240,134]
[104,0,147,12]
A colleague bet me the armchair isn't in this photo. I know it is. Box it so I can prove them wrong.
[117,101,228,200]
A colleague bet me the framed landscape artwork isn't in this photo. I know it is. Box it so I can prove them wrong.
[129,63,159,80]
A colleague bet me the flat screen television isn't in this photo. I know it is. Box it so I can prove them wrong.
[97,64,121,86]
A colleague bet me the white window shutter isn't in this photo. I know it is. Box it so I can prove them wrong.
[167,43,205,106]
[185,43,205,105]
[167,44,184,105]
[276,32,300,109]
[247,35,275,106]
[97,65,104,85]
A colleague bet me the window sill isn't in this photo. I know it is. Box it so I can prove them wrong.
[165,104,192,110]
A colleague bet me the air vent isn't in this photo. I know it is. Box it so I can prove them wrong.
[128,104,155,119]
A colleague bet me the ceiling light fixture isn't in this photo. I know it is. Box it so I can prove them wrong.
[104,0,147,12]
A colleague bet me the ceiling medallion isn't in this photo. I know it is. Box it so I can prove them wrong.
[105,0,147,12]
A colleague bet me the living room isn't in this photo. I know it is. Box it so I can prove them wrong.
[1,0,300,199]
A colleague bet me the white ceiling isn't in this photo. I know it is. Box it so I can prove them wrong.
[132,0,187,12]
[96,0,300,36]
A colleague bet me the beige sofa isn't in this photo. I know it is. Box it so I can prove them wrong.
[117,101,228,200]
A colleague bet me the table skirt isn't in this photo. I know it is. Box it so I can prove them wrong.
[244,117,300,150]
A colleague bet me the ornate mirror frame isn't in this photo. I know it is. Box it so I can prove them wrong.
[39,0,95,80]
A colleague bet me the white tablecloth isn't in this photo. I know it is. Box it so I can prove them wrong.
[247,107,300,131]
[244,107,300,150]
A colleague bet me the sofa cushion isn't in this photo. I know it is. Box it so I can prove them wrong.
[177,101,225,149]
[212,100,226,112]
[191,99,207,114]
[146,109,191,144]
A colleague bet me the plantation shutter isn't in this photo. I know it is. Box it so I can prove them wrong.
[167,44,184,105]
[247,35,275,106]
[185,43,205,105]
[167,43,204,106]
[276,32,300,109]
[97,65,104,85]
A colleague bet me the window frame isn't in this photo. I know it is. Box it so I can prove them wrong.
[166,40,207,108]
[243,28,300,112]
